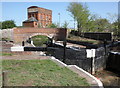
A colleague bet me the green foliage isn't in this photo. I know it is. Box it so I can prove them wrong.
[82,16,112,33]
[47,23,58,28]
[0,22,2,29]
[94,18,111,32]
[112,20,119,36]
[0,53,13,56]
[2,59,89,86]
[62,21,69,28]
[32,35,49,47]
[0,37,11,41]
[67,2,90,33]
[67,3,119,35]
[1,20,16,29]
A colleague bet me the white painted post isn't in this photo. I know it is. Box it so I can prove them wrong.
[31,40,35,47]
[91,49,95,74]
[86,49,92,58]
[86,49,96,74]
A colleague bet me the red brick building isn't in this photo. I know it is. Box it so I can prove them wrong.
[23,6,52,28]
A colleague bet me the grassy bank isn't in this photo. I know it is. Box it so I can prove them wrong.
[32,35,48,47]
[2,59,89,86]
[67,35,101,45]
[0,52,13,56]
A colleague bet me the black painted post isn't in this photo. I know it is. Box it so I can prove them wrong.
[2,71,8,87]
[104,39,107,55]
[22,41,25,46]
[104,39,108,69]
[29,38,31,44]
[63,39,67,63]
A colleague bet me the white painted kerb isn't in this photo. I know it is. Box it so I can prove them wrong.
[68,65,103,88]
[11,46,24,51]
[50,57,103,88]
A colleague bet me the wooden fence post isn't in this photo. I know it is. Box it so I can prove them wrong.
[2,71,8,87]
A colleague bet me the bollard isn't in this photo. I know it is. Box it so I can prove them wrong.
[2,71,8,87]
[63,39,67,63]
[22,41,25,46]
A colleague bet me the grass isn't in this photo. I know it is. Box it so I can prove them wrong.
[67,34,101,45]
[0,59,2,87]
[0,53,13,56]
[32,35,49,47]
[2,59,89,86]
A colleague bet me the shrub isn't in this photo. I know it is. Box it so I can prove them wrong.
[32,35,49,47]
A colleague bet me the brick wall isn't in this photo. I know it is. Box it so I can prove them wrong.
[13,27,67,43]
[23,22,38,27]
[27,6,52,28]
[0,29,13,40]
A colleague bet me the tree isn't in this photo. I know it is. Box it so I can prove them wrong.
[107,13,118,23]
[84,14,101,32]
[47,23,58,28]
[62,21,69,28]
[2,20,16,29]
[67,2,90,34]
[107,13,119,36]
[94,18,111,32]
[112,20,119,36]
[0,22,2,29]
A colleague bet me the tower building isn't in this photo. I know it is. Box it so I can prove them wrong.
[23,6,52,28]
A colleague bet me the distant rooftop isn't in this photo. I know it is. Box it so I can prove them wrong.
[23,17,38,22]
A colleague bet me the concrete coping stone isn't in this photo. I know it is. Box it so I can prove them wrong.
[110,51,120,55]
[54,42,84,51]
[11,46,24,52]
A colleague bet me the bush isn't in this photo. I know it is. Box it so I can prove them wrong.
[47,23,58,28]
[32,35,49,47]
[70,30,78,36]
[1,20,16,29]
[1,37,11,42]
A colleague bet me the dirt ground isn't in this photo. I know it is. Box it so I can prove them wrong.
[1,41,51,60]
[94,70,120,86]
[2,54,51,60]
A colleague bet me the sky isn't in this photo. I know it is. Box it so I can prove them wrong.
[1,2,118,28]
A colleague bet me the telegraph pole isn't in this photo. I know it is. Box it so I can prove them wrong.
[58,13,60,28]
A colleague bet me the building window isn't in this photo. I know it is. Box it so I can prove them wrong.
[40,15,42,19]
[46,16,48,21]
[31,14,34,17]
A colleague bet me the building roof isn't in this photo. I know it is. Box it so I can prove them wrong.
[23,17,38,23]
[27,6,52,12]
[28,6,38,9]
